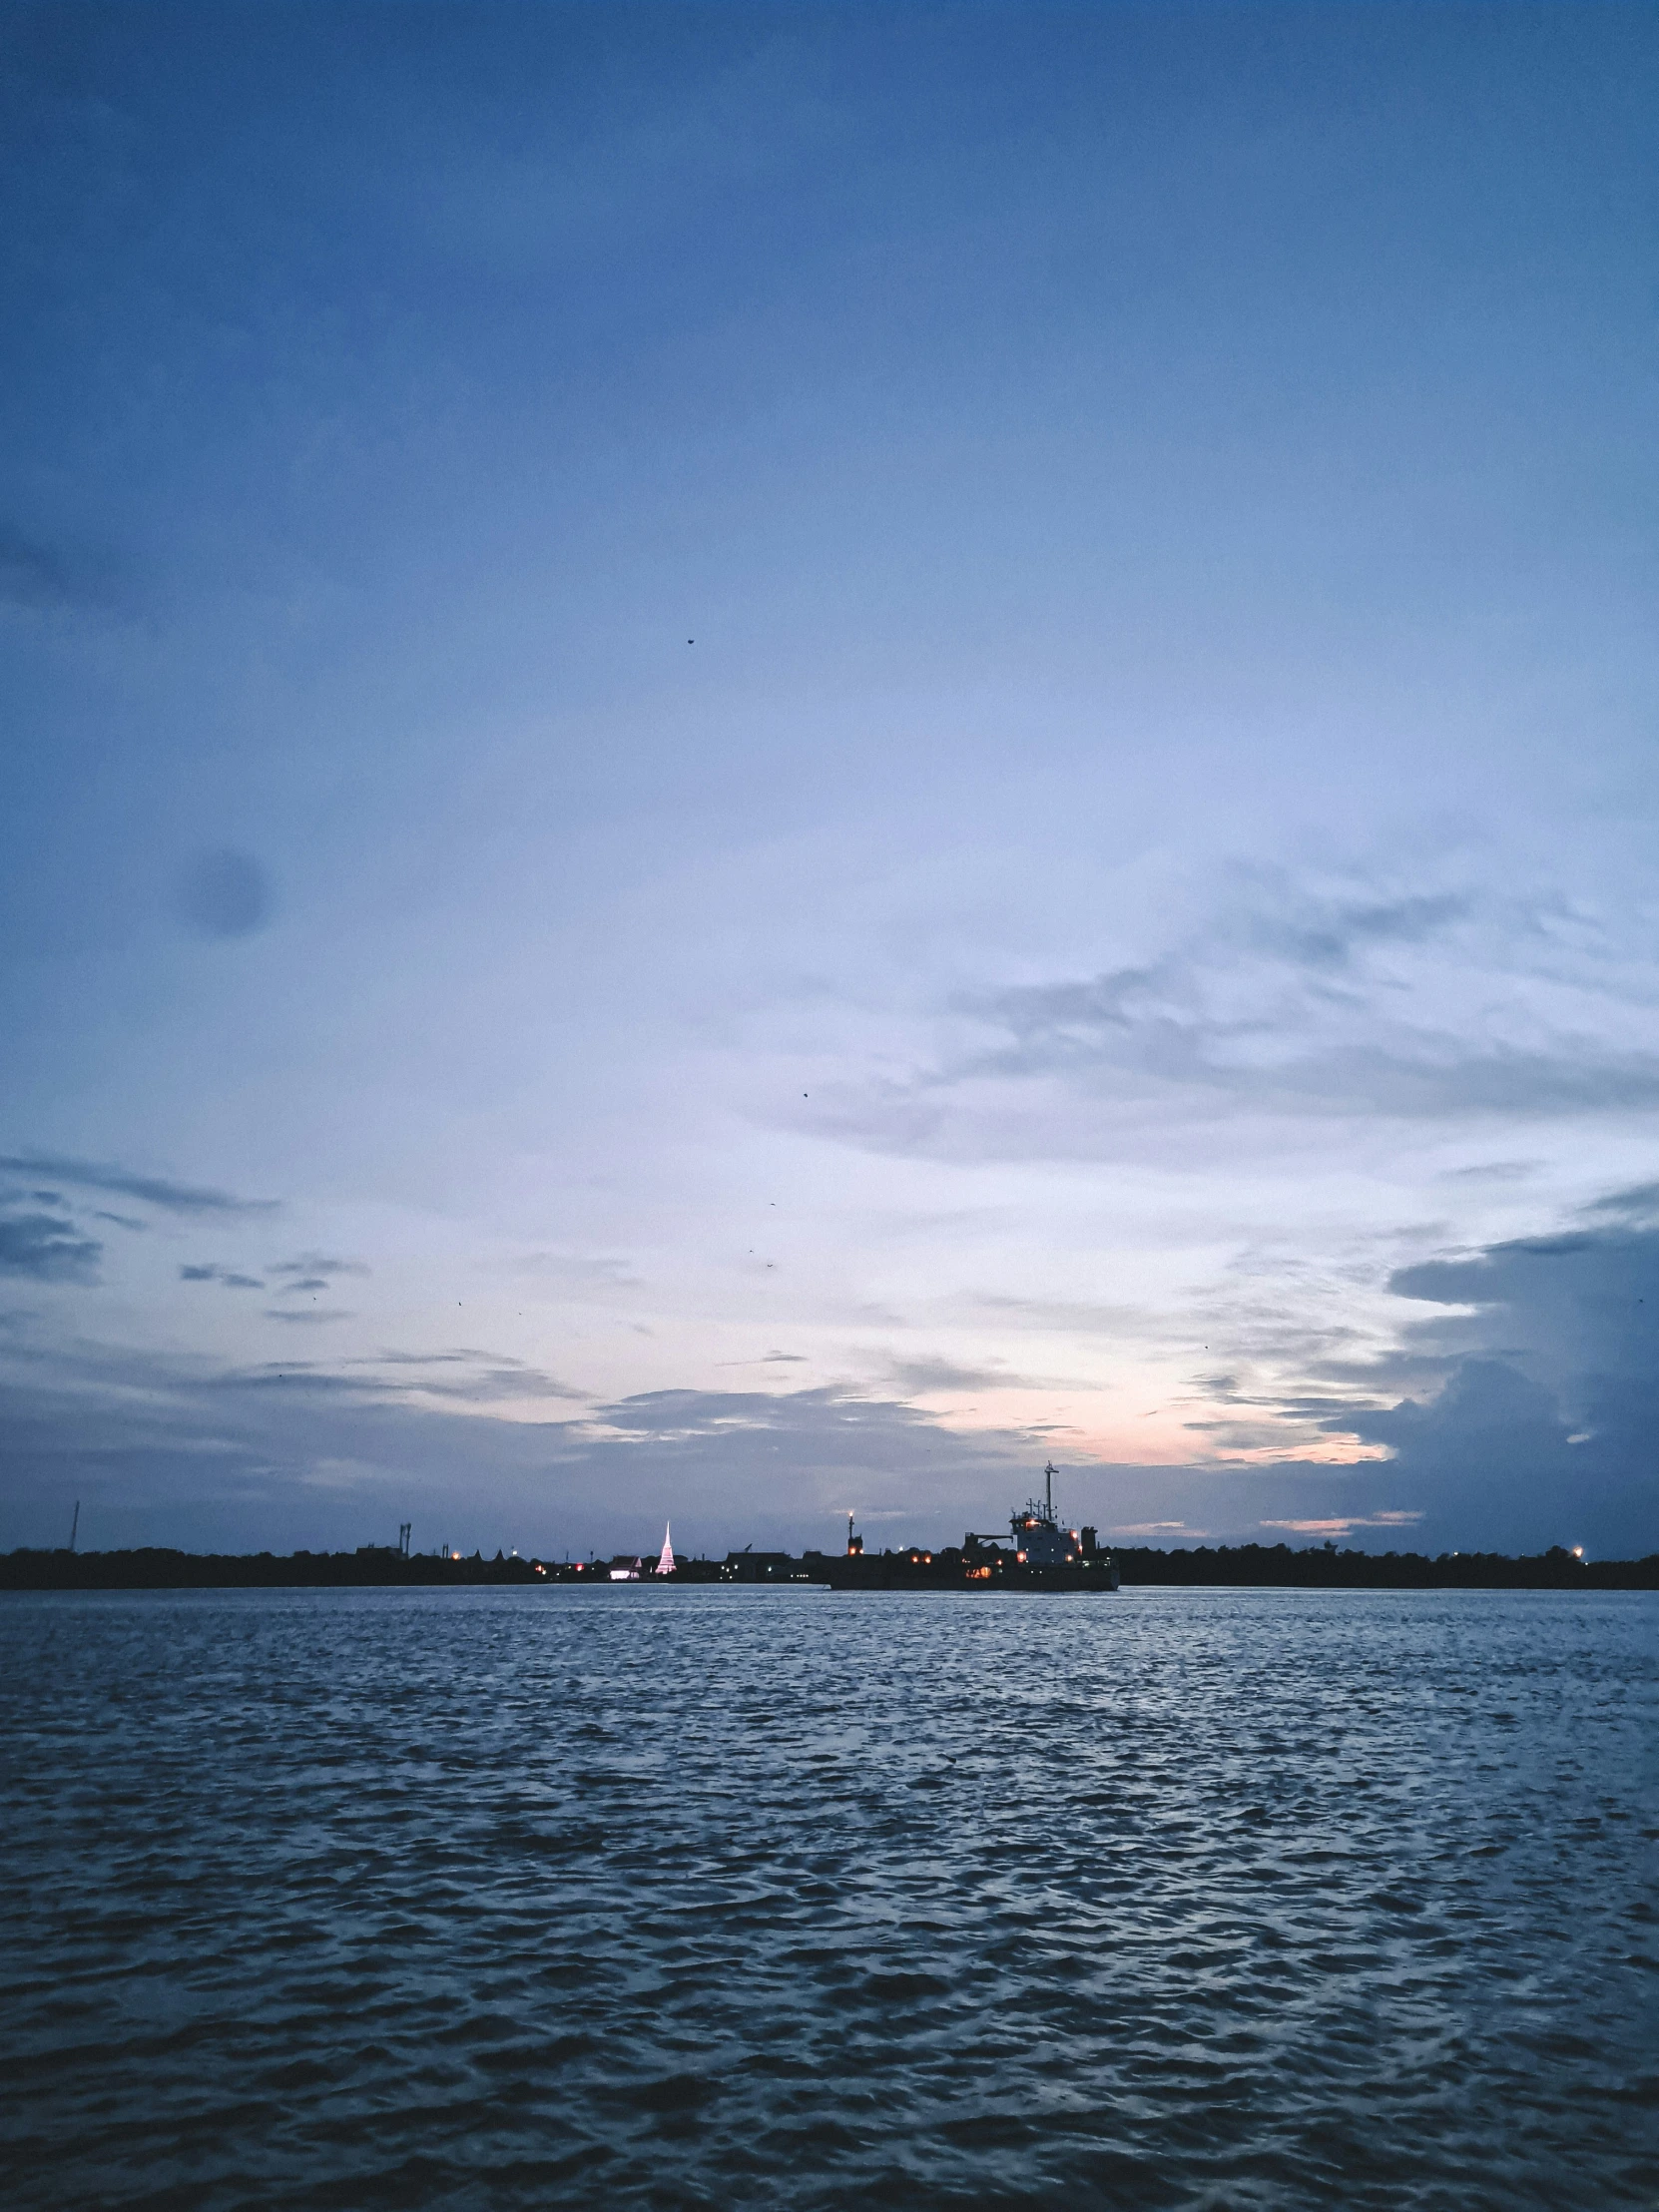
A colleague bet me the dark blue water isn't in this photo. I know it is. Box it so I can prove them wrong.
[3,1586,1656,2209]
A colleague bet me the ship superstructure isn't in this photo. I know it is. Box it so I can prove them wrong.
[824,1464,1119,1591]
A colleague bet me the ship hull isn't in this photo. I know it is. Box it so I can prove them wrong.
[818,1559,1119,1592]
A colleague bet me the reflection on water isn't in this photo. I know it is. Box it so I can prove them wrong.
[3,1586,1656,2209]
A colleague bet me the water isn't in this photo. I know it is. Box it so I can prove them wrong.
[3,1586,1656,2210]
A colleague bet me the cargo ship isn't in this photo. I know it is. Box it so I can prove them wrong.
[820,1464,1119,1592]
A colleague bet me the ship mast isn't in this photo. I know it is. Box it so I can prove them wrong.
[1044,1460,1055,1519]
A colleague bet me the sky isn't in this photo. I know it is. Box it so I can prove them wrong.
[3,0,1658,1562]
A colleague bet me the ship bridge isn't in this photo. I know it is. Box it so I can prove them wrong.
[1011,1462,1082,1566]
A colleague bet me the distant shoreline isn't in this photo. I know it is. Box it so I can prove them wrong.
[3,1543,1655,1592]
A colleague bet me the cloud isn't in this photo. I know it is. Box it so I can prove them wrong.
[401,1366,585,1404]
[0,1213,102,1283]
[885,1355,1021,1394]
[0,1350,1048,1554]
[264,1309,354,1325]
[1386,1225,1659,1373]
[347,1350,585,1403]
[1315,1215,1659,1554]
[1438,1160,1538,1184]
[956,989,1659,1124]
[0,1154,275,1216]
[0,1323,1450,1557]
[1259,1511,1424,1535]
[806,872,1659,1164]
[368,1349,485,1366]
[882,1353,1105,1395]
[180,1264,265,1290]
[1342,1360,1580,1547]
[263,1254,370,1308]
[271,1253,370,1281]
[1582,1182,1659,1223]
[7,1196,1657,1560]
[1241,892,1467,971]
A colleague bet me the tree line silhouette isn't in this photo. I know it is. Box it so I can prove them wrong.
[3,1540,1655,1591]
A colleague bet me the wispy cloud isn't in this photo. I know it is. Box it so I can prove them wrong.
[1438,1160,1538,1185]
[0,1212,102,1283]
[401,1367,583,1403]
[1260,1511,1423,1534]
[264,1253,370,1307]
[1581,1182,1659,1223]
[885,1355,1021,1394]
[883,1352,1107,1396]
[807,873,1659,1163]
[347,1350,585,1402]
[0,1153,276,1216]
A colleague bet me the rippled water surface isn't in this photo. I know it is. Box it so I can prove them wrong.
[3,1586,1657,2209]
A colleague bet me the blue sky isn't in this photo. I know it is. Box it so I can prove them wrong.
[3,1,1658,1559]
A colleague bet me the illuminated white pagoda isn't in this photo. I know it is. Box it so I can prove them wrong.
[657,1522,676,1576]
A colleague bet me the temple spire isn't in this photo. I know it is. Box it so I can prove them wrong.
[657,1521,676,1577]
